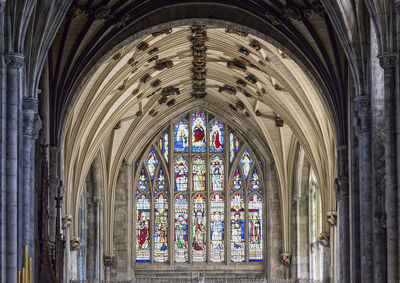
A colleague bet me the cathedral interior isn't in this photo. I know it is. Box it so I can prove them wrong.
[0,0,399,282]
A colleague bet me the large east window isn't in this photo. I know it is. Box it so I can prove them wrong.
[134,111,264,264]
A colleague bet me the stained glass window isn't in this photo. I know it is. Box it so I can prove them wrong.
[192,194,206,262]
[231,194,245,262]
[146,150,159,178]
[192,112,206,153]
[230,132,234,163]
[136,194,150,262]
[249,194,263,262]
[211,194,224,262]
[240,150,253,178]
[138,168,148,192]
[174,194,188,262]
[233,168,242,192]
[174,121,189,153]
[210,120,224,152]
[136,111,264,265]
[154,194,168,262]
[192,156,206,191]
[211,156,224,191]
[175,156,188,191]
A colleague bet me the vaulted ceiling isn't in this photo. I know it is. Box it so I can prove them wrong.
[50,1,344,255]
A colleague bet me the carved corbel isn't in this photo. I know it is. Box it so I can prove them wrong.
[62,215,72,229]
[319,232,330,247]
[327,211,337,227]
[70,237,81,251]
[23,98,42,139]
[280,253,291,266]
[104,254,114,267]
[378,53,396,72]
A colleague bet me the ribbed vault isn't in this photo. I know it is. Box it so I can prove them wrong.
[62,25,336,255]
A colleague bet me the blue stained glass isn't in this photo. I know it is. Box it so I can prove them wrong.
[192,112,206,153]
[174,156,188,191]
[259,190,263,194]
[154,194,168,262]
[233,168,242,191]
[235,138,240,152]
[250,168,260,191]
[240,150,253,178]
[136,159,140,168]
[155,190,158,194]
[175,194,188,262]
[209,114,214,120]
[165,190,168,194]
[192,156,206,191]
[211,156,224,191]
[241,190,244,194]
[136,194,150,262]
[259,160,262,167]
[147,190,151,195]
[146,150,159,178]
[231,189,234,194]
[174,121,189,153]
[136,190,140,195]
[210,120,224,153]
[157,168,166,191]
[231,194,245,262]
[192,194,206,262]
[138,168,148,191]
[211,194,224,262]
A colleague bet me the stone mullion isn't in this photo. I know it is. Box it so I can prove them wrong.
[335,146,349,283]
[353,95,373,282]
[4,53,24,283]
[169,124,174,265]
[225,126,230,265]
[244,175,249,264]
[188,116,193,264]
[377,52,398,283]
[206,114,210,263]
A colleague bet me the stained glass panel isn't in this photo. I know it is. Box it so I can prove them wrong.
[156,168,166,192]
[249,194,263,262]
[174,194,188,262]
[211,194,224,262]
[235,137,240,152]
[192,112,206,153]
[164,132,169,163]
[230,132,234,164]
[211,156,224,191]
[192,194,207,262]
[192,156,206,191]
[136,195,150,262]
[210,120,224,153]
[154,194,168,262]
[240,150,253,178]
[233,168,242,191]
[174,121,189,153]
[231,193,245,262]
[174,156,188,191]
[138,168,148,191]
[146,150,159,178]
[250,168,260,193]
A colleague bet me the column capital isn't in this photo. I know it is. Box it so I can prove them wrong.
[23,98,42,139]
[353,95,371,133]
[378,53,396,70]
[4,53,24,69]
[336,145,348,177]
[334,176,349,201]
[0,1,5,13]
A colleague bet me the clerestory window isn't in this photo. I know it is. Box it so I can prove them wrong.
[134,111,264,264]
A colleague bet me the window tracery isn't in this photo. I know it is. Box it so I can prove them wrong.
[134,111,264,265]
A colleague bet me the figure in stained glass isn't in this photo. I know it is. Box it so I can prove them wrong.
[174,156,188,191]
[192,112,206,153]
[240,150,253,178]
[174,194,188,262]
[250,168,260,192]
[164,132,169,163]
[138,168,148,191]
[156,168,166,191]
[146,150,159,178]
[249,194,263,262]
[192,194,206,262]
[154,194,168,262]
[192,156,206,191]
[210,120,224,153]
[136,195,150,262]
[211,194,224,262]
[231,194,245,262]
[233,168,242,191]
[174,121,188,153]
[211,156,224,191]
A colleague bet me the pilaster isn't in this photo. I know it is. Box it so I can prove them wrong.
[353,95,373,283]
[378,52,399,283]
[4,53,24,283]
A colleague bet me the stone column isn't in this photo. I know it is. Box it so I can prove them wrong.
[22,97,41,261]
[4,53,24,283]
[0,1,5,14]
[353,95,373,282]
[335,146,349,283]
[377,53,398,283]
